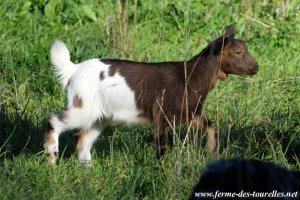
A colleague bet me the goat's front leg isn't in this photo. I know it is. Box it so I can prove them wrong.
[192,115,217,158]
[44,114,66,164]
[153,119,168,159]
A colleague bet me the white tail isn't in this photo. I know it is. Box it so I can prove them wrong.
[51,40,76,88]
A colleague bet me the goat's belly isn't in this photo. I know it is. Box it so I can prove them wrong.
[111,109,149,124]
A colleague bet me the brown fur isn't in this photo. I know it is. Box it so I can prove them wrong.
[58,110,67,122]
[100,25,258,157]
[73,94,83,108]
[76,129,88,153]
[99,71,105,81]
[44,130,55,146]
[44,117,55,146]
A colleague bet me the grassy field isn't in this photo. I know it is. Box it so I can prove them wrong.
[1,0,300,199]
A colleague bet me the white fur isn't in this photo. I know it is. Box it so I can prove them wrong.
[78,128,101,163]
[51,41,147,127]
[51,40,78,88]
[47,40,148,164]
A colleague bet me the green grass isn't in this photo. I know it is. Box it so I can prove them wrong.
[1,0,300,199]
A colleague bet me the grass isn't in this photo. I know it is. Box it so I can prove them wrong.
[1,0,300,199]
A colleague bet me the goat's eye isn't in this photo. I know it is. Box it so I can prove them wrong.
[235,51,242,55]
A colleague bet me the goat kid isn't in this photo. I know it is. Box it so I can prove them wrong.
[44,25,258,164]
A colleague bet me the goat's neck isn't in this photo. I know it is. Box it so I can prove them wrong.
[186,54,220,92]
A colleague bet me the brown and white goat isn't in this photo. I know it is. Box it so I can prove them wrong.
[44,25,258,164]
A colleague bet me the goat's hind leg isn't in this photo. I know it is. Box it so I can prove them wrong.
[76,125,101,166]
[192,116,217,159]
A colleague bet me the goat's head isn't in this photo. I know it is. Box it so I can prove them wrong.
[205,24,259,80]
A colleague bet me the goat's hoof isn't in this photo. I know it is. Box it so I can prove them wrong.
[209,152,216,160]
[155,147,167,159]
[78,160,92,167]
[46,151,59,164]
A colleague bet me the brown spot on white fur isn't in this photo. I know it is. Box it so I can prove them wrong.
[76,129,88,153]
[99,71,105,81]
[58,110,67,122]
[44,130,55,146]
[73,94,82,108]
[66,78,71,87]
[44,117,55,146]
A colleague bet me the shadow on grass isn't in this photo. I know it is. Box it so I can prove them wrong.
[1,102,299,166]
[0,102,154,161]
[221,109,300,165]
[0,105,45,160]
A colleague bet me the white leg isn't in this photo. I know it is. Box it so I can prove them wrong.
[44,109,87,164]
[44,114,68,164]
[76,126,101,166]
[192,115,217,159]
[207,126,217,159]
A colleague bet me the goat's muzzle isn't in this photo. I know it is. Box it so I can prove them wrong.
[248,62,259,75]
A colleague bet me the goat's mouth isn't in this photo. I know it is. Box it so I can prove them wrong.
[247,64,259,75]
[247,67,259,75]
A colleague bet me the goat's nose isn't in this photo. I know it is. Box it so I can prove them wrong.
[249,61,259,74]
[253,62,259,69]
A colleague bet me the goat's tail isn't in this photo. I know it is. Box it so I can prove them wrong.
[50,40,76,89]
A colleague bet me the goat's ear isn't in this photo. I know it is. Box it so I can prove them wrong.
[214,24,235,46]
[202,24,235,56]
[224,24,235,44]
